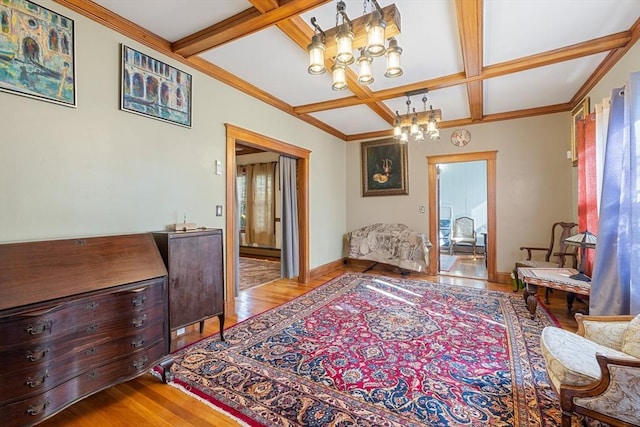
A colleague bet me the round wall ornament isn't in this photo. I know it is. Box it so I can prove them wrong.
[451,129,471,147]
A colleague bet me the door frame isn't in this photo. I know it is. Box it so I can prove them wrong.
[427,151,497,282]
[225,124,310,315]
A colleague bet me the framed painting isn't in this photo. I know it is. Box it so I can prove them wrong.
[120,44,192,128]
[0,0,76,106]
[570,97,589,166]
[361,138,408,197]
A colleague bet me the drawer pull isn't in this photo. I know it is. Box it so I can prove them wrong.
[86,347,96,356]
[86,301,99,310]
[132,294,148,307]
[26,370,48,388]
[87,370,99,380]
[26,320,52,335]
[26,348,49,362]
[27,399,50,416]
[131,337,144,348]
[133,356,148,371]
[85,324,99,333]
[132,314,147,328]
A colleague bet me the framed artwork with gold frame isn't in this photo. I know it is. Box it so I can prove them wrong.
[361,138,408,197]
[570,97,589,166]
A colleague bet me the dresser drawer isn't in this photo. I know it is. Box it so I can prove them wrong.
[0,340,167,427]
[0,279,165,350]
[0,319,166,404]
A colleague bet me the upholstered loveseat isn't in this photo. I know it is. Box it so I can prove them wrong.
[344,223,431,273]
[540,313,640,427]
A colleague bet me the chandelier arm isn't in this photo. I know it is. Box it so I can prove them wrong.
[310,17,325,42]
[370,0,384,15]
[336,1,352,26]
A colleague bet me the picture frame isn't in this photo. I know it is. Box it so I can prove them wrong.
[0,0,76,107]
[361,138,408,197]
[120,44,192,128]
[570,97,589,166]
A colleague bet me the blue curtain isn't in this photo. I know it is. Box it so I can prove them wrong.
[590,71,640,315]
[280,156,299,278]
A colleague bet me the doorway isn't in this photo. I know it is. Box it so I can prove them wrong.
[225,124,310,315]
[427,151,497,282]
[438,161,487,279]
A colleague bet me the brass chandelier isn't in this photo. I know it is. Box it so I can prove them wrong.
[307,0,403,90]
[393,91,441,143]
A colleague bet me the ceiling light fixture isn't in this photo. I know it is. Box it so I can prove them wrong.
[307,0,403,91]
[393,90,441,143]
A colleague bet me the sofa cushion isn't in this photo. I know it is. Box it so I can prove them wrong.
[540,326,634,392]
[622,313,640,358]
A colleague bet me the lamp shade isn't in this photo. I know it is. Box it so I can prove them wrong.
[307,34,326,75]
[335,23,354,65]
[384,38,403,78]
[365,10,386,57]
[564,230,597,248]
[331,62,347,91]
[356,50,374,84]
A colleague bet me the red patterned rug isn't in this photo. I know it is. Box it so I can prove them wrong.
[162,273,563,426]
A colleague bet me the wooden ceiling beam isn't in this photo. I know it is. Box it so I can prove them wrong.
[250,0,281,14]
[570,17,640,107]
[346,102,571,141]
[52,0,171,52]
[172,0,331,57]
[456,0,484,122]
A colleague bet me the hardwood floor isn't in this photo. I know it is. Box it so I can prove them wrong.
[39,264,582,427]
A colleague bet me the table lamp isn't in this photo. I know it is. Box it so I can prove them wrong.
[563,230,597,281]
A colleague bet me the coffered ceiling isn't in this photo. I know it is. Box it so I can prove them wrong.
[55,0,640,141]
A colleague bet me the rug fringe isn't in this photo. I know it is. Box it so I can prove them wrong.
[150,369,253,427]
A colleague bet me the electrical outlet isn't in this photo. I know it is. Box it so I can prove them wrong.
[176,327,186,336]
[419,205,426,213]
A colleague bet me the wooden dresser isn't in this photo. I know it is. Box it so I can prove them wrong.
[0,233,170,427]
[152,228,225,343]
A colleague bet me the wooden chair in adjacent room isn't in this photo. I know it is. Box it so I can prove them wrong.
[450,216,477,257]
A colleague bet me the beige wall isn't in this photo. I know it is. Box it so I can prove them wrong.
[346,113,574,274]
[0,0,346,271]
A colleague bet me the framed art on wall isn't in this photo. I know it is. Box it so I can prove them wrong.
[361,138,408,197]
[0,0,76,106]
[120,44,192,127]
[570,97,589,166]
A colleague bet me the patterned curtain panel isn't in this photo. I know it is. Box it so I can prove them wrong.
[591,71,640,315]
[245,162,277,247]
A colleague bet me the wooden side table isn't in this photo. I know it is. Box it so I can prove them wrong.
[517,267,591,316]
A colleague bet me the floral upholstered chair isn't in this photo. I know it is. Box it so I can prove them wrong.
[540,313,640,427]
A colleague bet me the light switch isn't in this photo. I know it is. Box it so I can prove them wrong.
[215,160,222,175]
[216,205,223,216]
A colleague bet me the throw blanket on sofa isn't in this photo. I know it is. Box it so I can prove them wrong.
[345,223,431,272]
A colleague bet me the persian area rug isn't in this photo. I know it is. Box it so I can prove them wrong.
[439,254,458,272]
[239,257,281,291]
[165,273,562,426]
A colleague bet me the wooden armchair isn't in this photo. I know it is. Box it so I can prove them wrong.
[541,313,640,426]
[514,221,578,296]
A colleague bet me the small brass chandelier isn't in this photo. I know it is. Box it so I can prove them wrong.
[393,91,441,143]
[307,0,403,91]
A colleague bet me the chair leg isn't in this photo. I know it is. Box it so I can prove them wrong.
[561,412,572,427]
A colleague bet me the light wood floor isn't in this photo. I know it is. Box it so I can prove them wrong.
[39,264,582,427]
